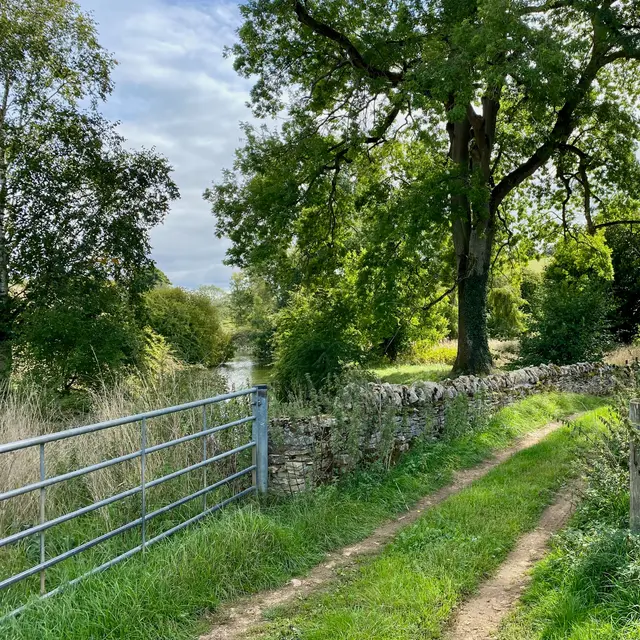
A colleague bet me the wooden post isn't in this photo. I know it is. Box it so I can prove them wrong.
[630,400,640,533]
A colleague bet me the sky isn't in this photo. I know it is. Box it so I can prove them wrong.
[78,0,259,290]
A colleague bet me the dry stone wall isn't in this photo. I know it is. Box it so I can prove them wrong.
[268,362,636,494]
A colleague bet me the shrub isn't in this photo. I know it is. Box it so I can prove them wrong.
[367,299,450,363]
[573,406,630,528]
[15,279,145,392]
[272,288,366,394]
[520,237,613,365]
[520,278,612,365]
[520,265,544,311]
[140,328,182,377]
[145,287,233,367]
[487,274,527,339]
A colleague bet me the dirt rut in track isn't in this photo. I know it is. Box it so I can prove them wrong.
[200,417,575,640]
[446,486,576,640]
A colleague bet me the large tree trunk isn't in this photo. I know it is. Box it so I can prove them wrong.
[447,105,497,376]
[0,76,11,384]
[452,223,494,375]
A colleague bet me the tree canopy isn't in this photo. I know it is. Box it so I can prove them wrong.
[210,0,640,375]
[0,0,179,383]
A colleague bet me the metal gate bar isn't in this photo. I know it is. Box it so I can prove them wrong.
[0,384,268,621]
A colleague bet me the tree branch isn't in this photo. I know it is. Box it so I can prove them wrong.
[559,142,589,161]
[466,104,483,132]
[293,0,404,85]
[518,0,572,15]
[421,281,458,312]
[557,143,596,233]
[490,43,609,212]
[594,219,640,230]
[558,171,572,238]
[575,154,594,233]
[365,103,401,143]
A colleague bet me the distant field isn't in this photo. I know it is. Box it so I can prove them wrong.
[526,257,551,274]
[605,343,640,366]
[373,338,638,386]
[373,363,451,384]
[372,339,520,384]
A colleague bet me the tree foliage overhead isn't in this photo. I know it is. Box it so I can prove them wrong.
[0,0,179,382]
[210,0,640,375]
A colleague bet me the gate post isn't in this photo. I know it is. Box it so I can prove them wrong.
[252,385,269,494]
[630,399,640,533]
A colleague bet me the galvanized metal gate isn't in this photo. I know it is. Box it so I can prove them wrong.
[0,384,268,620]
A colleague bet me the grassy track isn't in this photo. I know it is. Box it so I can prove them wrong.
[254,409,610,640]
[498,410,640,640]
[0,393,605,640]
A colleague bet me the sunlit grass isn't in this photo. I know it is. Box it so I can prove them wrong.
[255,409,609,640]
[372,339,522,384]
[373,363,451,384]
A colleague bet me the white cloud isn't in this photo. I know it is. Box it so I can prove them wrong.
[79,0,259,289]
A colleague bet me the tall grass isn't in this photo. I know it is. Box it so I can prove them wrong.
[605,342,640,366]
[0,370,255,612]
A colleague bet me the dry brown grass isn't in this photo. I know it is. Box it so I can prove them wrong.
[0,370,253,536]
[605,343,640,366]
[489,339,520,368]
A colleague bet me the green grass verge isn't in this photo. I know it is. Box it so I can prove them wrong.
[0,393,606,640]
[255,408,609,640]
[498,409,640,640]
[372,363,451,384]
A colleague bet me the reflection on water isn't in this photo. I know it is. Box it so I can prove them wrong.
[218,356,272,391]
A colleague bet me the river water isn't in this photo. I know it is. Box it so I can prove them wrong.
[217,355,272,390]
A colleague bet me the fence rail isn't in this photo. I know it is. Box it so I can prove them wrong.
[0,384,269,621]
